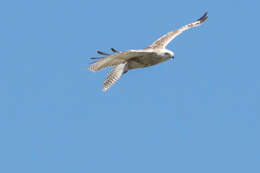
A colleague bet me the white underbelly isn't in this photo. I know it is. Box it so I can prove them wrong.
[127,55,170,70]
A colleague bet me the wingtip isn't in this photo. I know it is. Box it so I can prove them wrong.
[89,57,103,60]
[102,87,108,92]
[88,65,97,72]
[111,48,119,53]
[197,11,208,23]
[97,50,111,56]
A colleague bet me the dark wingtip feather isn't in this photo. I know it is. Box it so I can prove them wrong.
[111,48,119,53]
[90,57,103,60]
[197,11,208,23]
[89,57,104,65]
[97,50,110,55]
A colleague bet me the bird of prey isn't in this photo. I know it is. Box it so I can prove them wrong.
[88,12,208,91]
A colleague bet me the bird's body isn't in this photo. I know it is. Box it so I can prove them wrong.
[127,49,173,70]
[109,48,173,71]
[88,12,208,91]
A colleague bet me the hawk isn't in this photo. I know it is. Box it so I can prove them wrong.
[88,12,208,91]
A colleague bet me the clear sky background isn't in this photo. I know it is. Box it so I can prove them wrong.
[1,0,259,172]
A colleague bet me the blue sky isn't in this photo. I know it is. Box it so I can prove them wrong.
[1,0,259,172]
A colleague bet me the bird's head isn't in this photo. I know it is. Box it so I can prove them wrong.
[162,49,174,59]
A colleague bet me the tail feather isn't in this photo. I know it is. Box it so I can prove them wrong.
[88,56,122,72]
[88,52,127,72]
[88,49,149,72]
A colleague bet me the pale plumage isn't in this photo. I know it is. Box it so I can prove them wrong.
[88,12,208,91]
[103,62,128,91]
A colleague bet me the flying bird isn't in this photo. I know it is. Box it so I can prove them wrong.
[88,12,208,91]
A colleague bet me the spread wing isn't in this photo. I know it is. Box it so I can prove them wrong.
[103,62,128,92]
[148,12,208,49]
[88,50,155,72]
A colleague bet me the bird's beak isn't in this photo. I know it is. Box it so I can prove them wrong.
[171,56,175,59]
